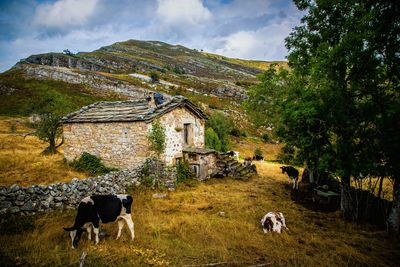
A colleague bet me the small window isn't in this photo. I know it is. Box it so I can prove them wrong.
[184,123,190,145]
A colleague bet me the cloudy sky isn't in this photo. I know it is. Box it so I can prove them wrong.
[0,0,304,72]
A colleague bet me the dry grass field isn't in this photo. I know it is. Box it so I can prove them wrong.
[231,136,282,161]
[1,161,399,266]
[0,117,87,186]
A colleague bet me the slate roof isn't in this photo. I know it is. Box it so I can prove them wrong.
[61,96,207,123]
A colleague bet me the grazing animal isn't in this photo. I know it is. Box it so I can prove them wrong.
[64,194,134,249]
[260,212,288,233]
[280,166,299,189]
[252,155,264,161]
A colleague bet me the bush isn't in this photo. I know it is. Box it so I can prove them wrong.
[176,160,194,184]
[173,66,185,75]
[70,152,116,175]
[205,127,221,151]
[254,147,263,158]
[261,133,270,143]
[148,119,166,157]
[206,112,233,152]
[230,127,241,137]
[150,72,160,83]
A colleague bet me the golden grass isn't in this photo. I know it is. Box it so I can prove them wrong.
[1,161,398,266]
[231,136,282,161]
[0,117,87,186]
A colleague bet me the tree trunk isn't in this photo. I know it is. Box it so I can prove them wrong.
[341,175,356,221]
[387,175,400,235]
[377,176,384,199]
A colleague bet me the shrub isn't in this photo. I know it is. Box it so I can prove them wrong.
[173,66,185,75]
[254,147,263,158]
[261,133,270,143]
[176,160,194,184]
[206,112,233,152]
[205,127,221,151]
[150,72,160,83]
[230,128,241,137]
[70,152,116,175]
[148,119,166,157]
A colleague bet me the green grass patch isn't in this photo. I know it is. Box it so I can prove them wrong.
[0,69,117,116]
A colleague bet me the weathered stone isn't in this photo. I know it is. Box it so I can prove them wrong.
[153,193,168,199]
[0,201,12,209]
[21,202,35,211]
[15,200,25,206]
[9,206,20,213]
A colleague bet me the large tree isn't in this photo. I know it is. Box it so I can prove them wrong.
[247,0,399,231]
[31,91,68,154]
[285,0,400,229]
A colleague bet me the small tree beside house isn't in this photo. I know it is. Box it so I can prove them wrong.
[145,119,167,188]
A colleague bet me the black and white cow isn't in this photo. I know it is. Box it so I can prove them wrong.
[280,166,299,189]
[64,194,134,249]
[260,212,288,233]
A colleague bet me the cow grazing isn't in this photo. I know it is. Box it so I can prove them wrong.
[252,155,264,161]
[280,166,299,189]
[260,212,288,233]
[64,194,134,249]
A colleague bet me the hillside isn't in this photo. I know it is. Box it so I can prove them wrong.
[0,39,286,134]
[12,40,286,103]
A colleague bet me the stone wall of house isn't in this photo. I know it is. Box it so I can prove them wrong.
[159,107,205,164]
[63,121,149,169]
[0,169,141,216]
[183,152,218,180]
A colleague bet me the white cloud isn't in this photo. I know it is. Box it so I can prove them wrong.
[215,0,275,19]
[33,0,98,29]
[214,22,294,60]
[156,0,211,26]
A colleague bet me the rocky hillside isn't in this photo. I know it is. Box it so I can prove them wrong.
[14,40,286,99]
[1,40,286,132]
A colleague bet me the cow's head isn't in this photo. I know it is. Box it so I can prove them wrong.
[64,226,84,249]
[280,166,286,174]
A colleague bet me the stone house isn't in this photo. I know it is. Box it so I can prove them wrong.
[61,95,217,179]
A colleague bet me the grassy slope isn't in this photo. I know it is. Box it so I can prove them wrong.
[0,162,398,266]
[202,52,288,71]
[0,70,123,185]
[0,69,121,116]
[0,117,87,186]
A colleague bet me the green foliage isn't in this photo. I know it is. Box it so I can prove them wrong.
[244,66,290,128]
[206,112,233,152]
[230,127,241,137]
[150,72,160,83]
[254,147,263,158]
[176,160,194,184]
[261,133,270,143]
[173,66,185,75]
[148,119,166,157]
[262,0,400,222]
[205,127,221,151]
[70,152,116,175]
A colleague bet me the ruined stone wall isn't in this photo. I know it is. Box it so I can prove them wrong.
[158,107,205,164]
[63,121,149,169]
[0,169,141,216]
